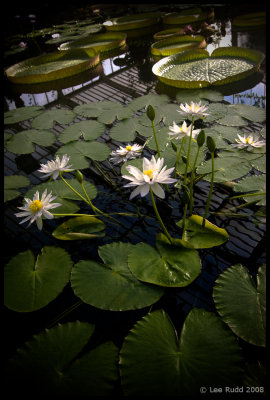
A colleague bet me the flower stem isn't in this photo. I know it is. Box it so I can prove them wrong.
[203,151,215,227]
[189,146,200,214]
[59,172,89,204]
[174,137,185,178]
[151,120,161,158]
[182,203,188,238]
[150,187,172,243]
[183,116,194,185]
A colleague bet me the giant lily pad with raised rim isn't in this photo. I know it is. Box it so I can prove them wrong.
[119,308,243,396]
[59,32,127,55]
[162,11,208,26]
[5,48,100,84]
[213,264,266,347]
[71,242,164,311]
[152,47,265,88]
[151,35,206,56]
[103,12,163,31]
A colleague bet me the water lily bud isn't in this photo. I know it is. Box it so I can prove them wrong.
[182,156,187,164]
[146,104,155,121]
[171,141,178,152]
[197,129,206,147]
[76,170,84,184]
[207,136,216,153]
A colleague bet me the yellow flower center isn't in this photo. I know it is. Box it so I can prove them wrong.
[143,169,154,179]
[245,137,253,144]
[126,145,132,151]
[29,200,43,212]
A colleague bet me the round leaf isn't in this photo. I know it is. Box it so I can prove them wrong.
[59,120,106,143]
[52,216,105,240]
[56,141,110,169]
[234,174,266,205]
[120,308,243,396]
[213,264,266,346]
[128,238,201,287]
[4,246,73,312]
[71,242,164,311]
[4,175,30,202]
[31,108,75,129]
[5,321,119,396]
[5,129,56,154]
[228,104,266,123]
[109,118,139,142]
[4,106,44,125]
[181,215,229,249]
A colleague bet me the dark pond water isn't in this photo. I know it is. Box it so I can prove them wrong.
[3,3,266,396]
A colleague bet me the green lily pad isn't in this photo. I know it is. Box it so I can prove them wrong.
[213,264,266,346]
[216,114,249,127]
[4,246,73,312]
[4,106,44,125]
[197,152,251,182]
[119,308,243,396]
[109,118,139,142]
[31,108,75,129]
[180,215,229,249]
[121,158,143,175]
[5,321,119,396]
[228,104,266,123]
[233,174,266,205]
[52,216,105,240]
[59,120,106,144]
[4,175,30,202]
[176,89,224,104]
[250,155,266,173]
[73,101,133,124]
[203,102,228,123]
[151,35,205,56]
[146,126,171,151]
[127,93,169,112]
[71,242,164,311]
[5,129,56,154]
[127,235,201,287]
[152,47,264,88]
[56,141,110,169]
[211,124,243,142]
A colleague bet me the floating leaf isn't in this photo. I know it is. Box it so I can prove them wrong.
[74,100,133,124]
[211,124,242,142]
[71,242,164,311]
[146,126,171,151]
[127,94,169,112]
[4,106,44,125]
[152,47,264,88]
[5,129,55,154]
[5,322,119,396]
[176,89,224,104]
[4,175,30,202]
[31,108,75,129]
[4,247,73,312]
[203,102,228,123]
[228,104,266,123]
[180,215,229,249]
[120,308,243,396]
[233,174,266,205]
[128,235,201,287]
[59,120,106,143]
[52,216,105,240]
[121,158,143,175]
[109,118,139,142]
[213,264,266,346]
[197,152,251,182]
[250,155,266,173]
[216,114,249,127]
[56,141,110,169]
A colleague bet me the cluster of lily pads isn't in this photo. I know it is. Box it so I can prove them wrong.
[4,92,266,395]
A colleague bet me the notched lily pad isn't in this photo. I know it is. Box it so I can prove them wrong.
[59,120,106,143]
[4,175,30,202]
[180,215,229,249]
[52,216,105,240]
[71,242,164,310]
[5,129,56,154]
[4,106,44,125]
[31,108,75,129]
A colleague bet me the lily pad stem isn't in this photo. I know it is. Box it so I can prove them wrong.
[150,187,172,244]
[189,145,201,214]
[183,116,194,185]
[203,151,215,227]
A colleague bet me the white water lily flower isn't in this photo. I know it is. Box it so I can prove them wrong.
[109,143,143,164]
[122,155,177,200]
[177,101,209,117]
[231,134,266,151]
[38,155,74,180]
[14,189,62,230]
[168,120,201,140]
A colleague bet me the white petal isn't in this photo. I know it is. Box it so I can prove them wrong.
[129,185,144,200]
[151,183,165,199]
[140,184,150,197]
[36,217,43,230]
